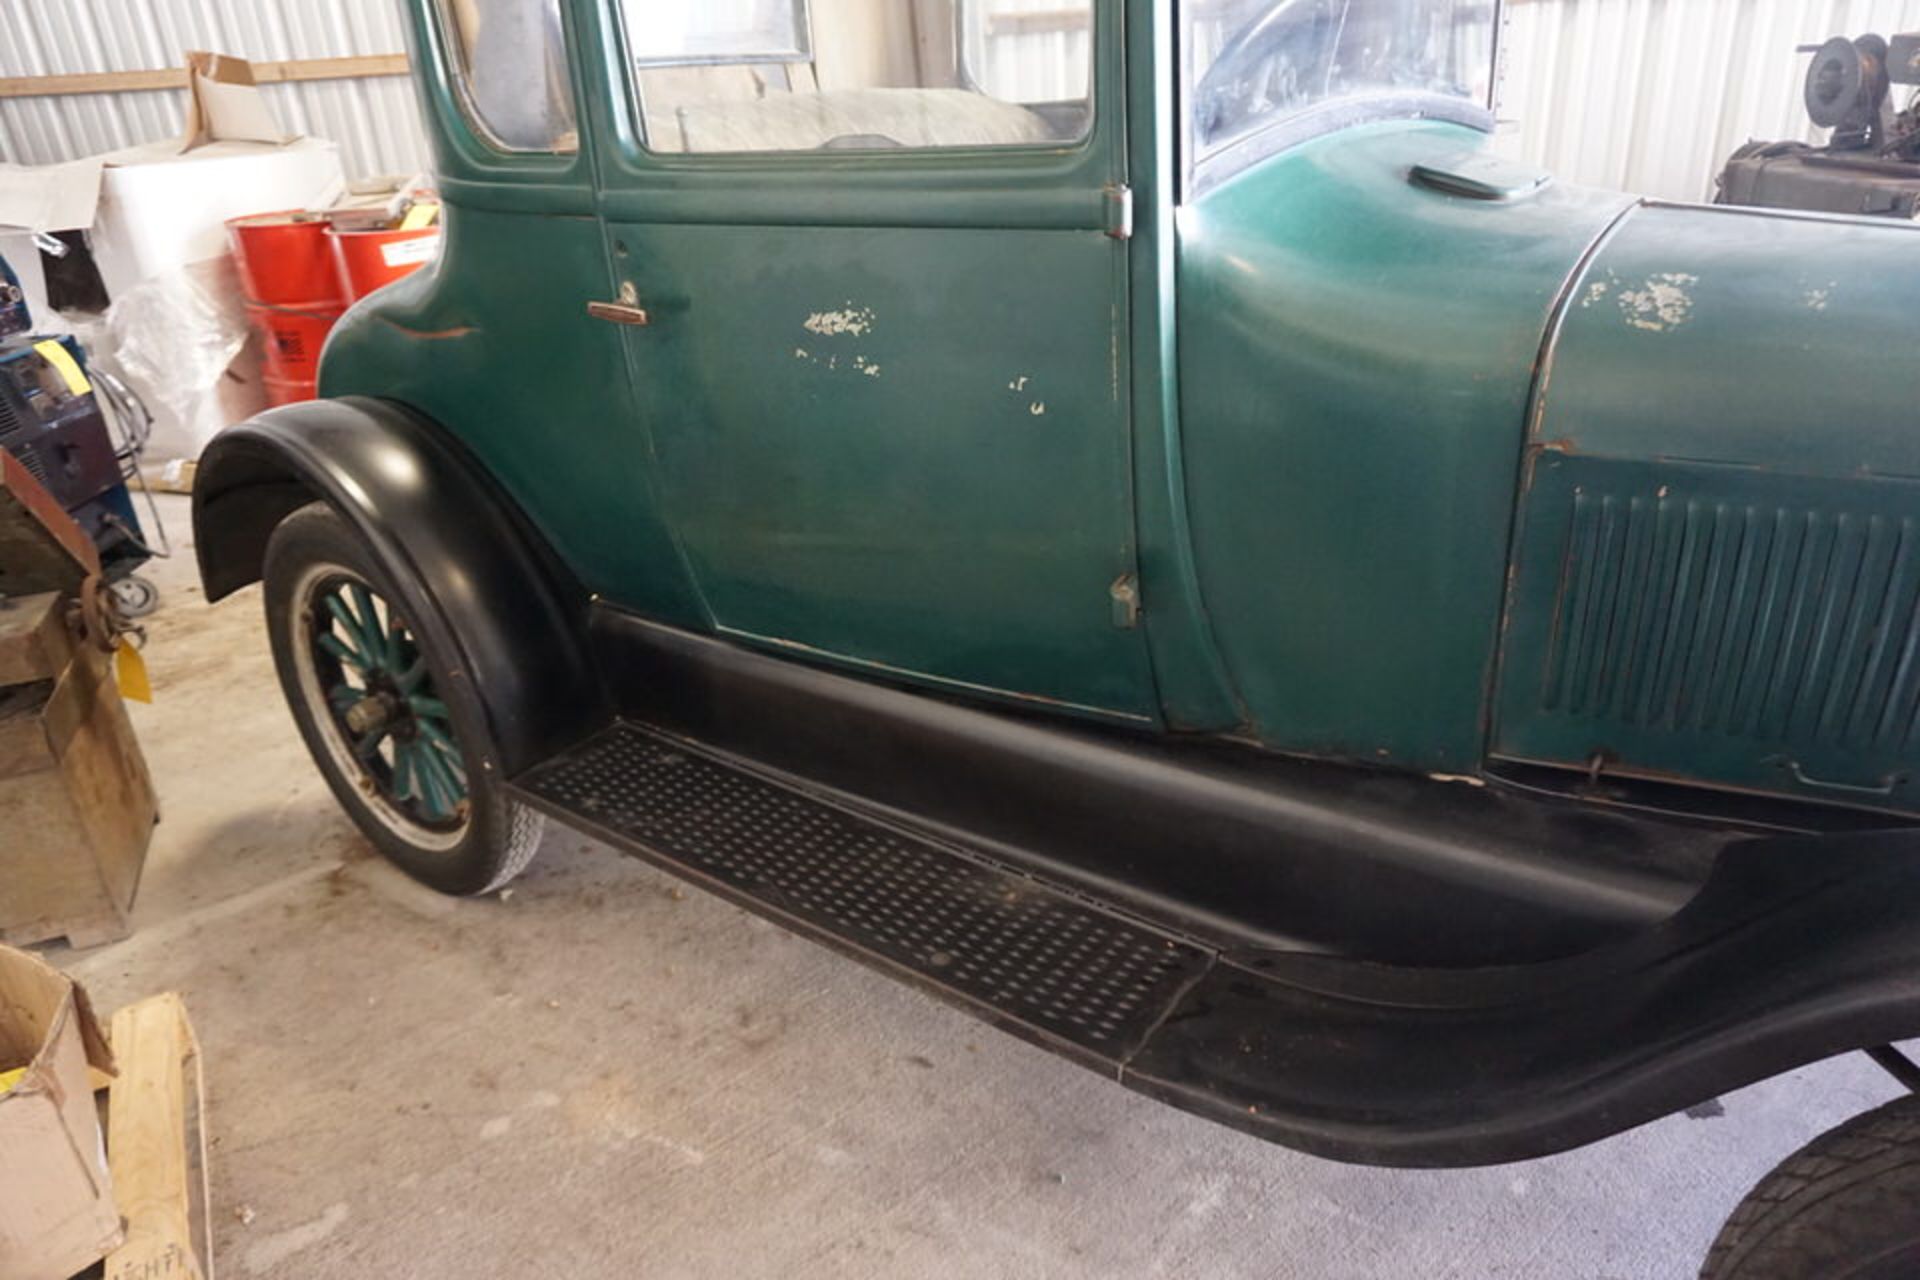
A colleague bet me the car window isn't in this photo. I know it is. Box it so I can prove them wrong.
[440,0,579,152]
[1186,0,1497,162]
[622,0,1095,155]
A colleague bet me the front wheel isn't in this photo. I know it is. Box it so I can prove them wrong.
[1702,1091,1920,1279]
[263,502,544,895]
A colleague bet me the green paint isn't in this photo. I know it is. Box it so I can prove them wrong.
[1495,203,1920,814]
[1528,203,1920,478]
[1175,122,1631,771]
[1123,0,1249,732]
[315,0,1920,817]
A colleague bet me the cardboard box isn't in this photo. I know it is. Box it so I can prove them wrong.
[177,52,293,153]
[0,592,157,949]
[0,944,121,1280]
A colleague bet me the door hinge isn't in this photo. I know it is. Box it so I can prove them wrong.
[1110,573,1141,629]
[1103,184,1134,241]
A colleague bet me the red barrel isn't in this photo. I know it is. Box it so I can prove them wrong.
[263,372,318,407]
[329,225,441,300]
[245,301,347,382]
[226,212,344,307]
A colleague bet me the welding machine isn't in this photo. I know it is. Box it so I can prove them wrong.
[0,251,163,613]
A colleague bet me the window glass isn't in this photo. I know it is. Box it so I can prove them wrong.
[441,0,579,152]
[631,1,812,65]
[623,0,1095,155]
[1186,0,1496,162]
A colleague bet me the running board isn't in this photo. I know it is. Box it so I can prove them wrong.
[516,722,1209,1065]
[585,609,1738,968]
[514,721,1920,1168]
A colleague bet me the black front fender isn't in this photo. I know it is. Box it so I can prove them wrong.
[193,396,605,776]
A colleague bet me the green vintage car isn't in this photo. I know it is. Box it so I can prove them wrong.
[194,0,1920,1272]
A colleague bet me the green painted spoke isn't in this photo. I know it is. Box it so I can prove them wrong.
[414,716,458,753]
[419,738,459,791]
[317,632,367,671]
[347,584,388,669]
[429,740,469,803]
[327,684,361,712]
[431,736,468,785]
[353,726,388,759]
[396,659,428,694]
[408,695,452,723]
[395,744,421,804]
[388,616,411,671]
[404,742,435,808]
[414,746,456,817]
[324,595,374,660]
[407,745,438,807]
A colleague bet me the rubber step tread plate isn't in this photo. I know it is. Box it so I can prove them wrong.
[516,723,1211,1061]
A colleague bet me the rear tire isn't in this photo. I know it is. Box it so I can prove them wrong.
[263,502,544,895]
[1702,1092,1920,1279]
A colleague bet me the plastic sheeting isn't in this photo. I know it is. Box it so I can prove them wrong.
[97,259,259,463]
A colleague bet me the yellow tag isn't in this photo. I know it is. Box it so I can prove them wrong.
[398,202,440,232]
[0,1066,24,1095]
[116,638,152,704]
[33,339,91,396]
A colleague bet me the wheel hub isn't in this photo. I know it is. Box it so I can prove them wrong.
[342,691,402,738]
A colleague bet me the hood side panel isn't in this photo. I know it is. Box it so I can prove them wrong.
[1497,203,1920,815]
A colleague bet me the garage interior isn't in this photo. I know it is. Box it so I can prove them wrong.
[7,2,1920,1278]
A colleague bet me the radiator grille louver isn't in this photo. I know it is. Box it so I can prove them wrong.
[1542,491,1920,752]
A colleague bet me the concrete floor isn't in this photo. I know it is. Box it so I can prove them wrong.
[44,494,1909,1279]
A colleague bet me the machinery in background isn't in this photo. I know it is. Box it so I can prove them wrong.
[0,253,165,616]
[0,259,28,334]
[1717,32,1920,216]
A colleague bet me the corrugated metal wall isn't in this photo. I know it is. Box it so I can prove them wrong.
[0,0,429,181]
[7,0,1920,201]
[1495,0,1920,201]
[969,0,1094,102]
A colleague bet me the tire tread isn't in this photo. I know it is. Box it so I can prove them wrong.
[477,802,547,895]
[1703,1091,1920,1279]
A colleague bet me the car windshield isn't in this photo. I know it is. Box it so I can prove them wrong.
[1185,0,1498,163]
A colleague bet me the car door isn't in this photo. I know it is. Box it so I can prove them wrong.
[579,0,1159,724]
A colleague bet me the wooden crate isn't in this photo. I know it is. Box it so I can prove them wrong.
[0,592,157,948]
[0,448,99,599]
[104,993,213,1280]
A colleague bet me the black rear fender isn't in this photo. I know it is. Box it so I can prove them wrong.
[192,396,605,775]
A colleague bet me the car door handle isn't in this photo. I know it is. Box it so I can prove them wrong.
[588,282,651,327]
